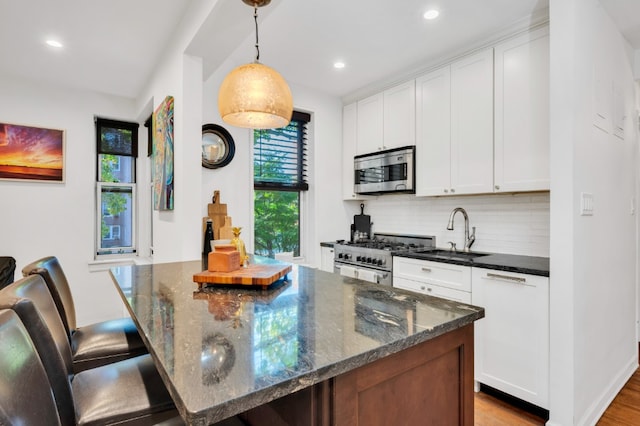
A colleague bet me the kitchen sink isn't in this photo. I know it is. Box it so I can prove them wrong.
[414,249,490,261]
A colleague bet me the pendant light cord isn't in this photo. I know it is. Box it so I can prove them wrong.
[254,6,260,62]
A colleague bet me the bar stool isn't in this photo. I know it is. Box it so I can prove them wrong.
[0,308,62,425]
[22,255,147,372]
[0,256,15,289]
[0,274,178,426]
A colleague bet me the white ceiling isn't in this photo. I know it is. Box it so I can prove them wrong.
[0,1,639,101]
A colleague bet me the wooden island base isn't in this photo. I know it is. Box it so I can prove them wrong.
[240,323,475,426]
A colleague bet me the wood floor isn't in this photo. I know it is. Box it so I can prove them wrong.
[475,368,640,425]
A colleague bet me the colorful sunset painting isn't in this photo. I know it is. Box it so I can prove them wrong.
[0,122,64,182]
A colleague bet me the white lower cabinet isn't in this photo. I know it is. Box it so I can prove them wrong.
[392,257,471,303]
[320,246,334,272]
[472,267,549,409]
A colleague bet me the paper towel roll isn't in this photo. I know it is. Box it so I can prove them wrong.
[357,269,379,284]
[339,265,357,278]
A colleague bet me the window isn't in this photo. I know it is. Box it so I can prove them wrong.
[96,118,138,256]
[104,225,121,241]
[254,111,310,258]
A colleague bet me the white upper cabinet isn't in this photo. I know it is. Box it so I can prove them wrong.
[416,49,494,196]
[415,66,452,196]
[356,81,415,155]
[494,26,550,192]
[345,26,549,198]
[383,80,416,149]
[356,93,384,154]
[450,49,495,194]
[342,102,361,200]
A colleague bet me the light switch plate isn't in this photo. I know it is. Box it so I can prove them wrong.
[580,192,594,216]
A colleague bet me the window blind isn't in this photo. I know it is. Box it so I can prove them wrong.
[96,118,139,157]
[254,111,310,191]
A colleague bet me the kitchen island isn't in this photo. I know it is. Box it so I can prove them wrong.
[110,257,484,425]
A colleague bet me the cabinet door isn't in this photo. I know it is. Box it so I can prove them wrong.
[395,277,471,303]
[451,50,494,195]
[383,80,416,150]
[494,27,550,192]
[472,268,549,409]
[356,93,384,154]
[394,257,471,292]
[415,66,452,196]
[342,103,360,200]
[320,246,334,272]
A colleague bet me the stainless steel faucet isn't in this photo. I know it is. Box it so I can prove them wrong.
[446,207,476,252]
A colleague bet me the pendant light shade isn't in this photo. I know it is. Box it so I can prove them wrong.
[218,62,293,129]
[217,0,293,130]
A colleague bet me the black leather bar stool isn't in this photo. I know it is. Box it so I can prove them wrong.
[0,309,62,425]
[0,256,16,289]
[22,256,147,372]
[0,275,179,426]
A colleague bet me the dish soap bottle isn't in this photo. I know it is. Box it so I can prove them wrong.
[231,227,247,267]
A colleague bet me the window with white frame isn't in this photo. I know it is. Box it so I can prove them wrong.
[96,118,138,256]
[253,111,310,258]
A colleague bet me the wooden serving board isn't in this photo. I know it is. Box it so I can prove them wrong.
[193,263,292,289]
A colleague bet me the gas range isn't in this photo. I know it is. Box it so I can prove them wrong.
[334,233,435,286]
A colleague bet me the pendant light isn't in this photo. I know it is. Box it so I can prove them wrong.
[218,0,293,130]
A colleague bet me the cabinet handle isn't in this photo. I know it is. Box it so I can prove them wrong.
[450,188,455,193]
[495,185,500,190]
[420,285,426,291]
[444,189,449,193]
[486,272,526,283]
[329,249,334,253]
[421,267,432,272]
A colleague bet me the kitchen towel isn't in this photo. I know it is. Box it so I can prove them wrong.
[339,265,357,279]
[357,269,380,284]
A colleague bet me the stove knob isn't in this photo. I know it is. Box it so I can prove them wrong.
[377,259,383,266]
[344,254,351,260]
[338,253,343,259]
[366,257,372,264]
[356,256,362,262]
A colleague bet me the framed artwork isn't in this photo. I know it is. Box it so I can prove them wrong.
[152,96,174,210]
[0,122,65,182]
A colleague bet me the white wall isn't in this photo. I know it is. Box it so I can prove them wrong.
[360,192,550,257]
[202,62,349,266]
[0,73,139,325]
[549,1,638,424]
[133,1,215,264]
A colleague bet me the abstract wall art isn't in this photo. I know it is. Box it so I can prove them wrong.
[0,122,64,182]
[153,96,174,210]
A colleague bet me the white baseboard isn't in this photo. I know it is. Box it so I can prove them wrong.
[577,354,638,425]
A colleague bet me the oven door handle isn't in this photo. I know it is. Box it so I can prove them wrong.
[335,265,389,284]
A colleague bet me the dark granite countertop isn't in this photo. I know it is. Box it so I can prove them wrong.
[395,249,550,277]
[320,241,335,248]
[110,257,484,425]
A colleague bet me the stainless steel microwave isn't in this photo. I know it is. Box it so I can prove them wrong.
[354,146,415,195]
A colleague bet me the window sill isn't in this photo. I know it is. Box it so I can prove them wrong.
[88,256,153,272]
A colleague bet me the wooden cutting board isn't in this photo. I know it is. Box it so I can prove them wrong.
[218,216,235,240]
[206,190,229,239]
[193,263,292,289]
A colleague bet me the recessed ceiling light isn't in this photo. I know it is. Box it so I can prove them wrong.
[334,62,346,69]
[46,39,63,48]
[423,9,440,20]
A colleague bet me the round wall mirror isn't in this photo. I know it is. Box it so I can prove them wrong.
[202,124,235,169]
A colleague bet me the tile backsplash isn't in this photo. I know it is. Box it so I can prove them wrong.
[361,192,550,257]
